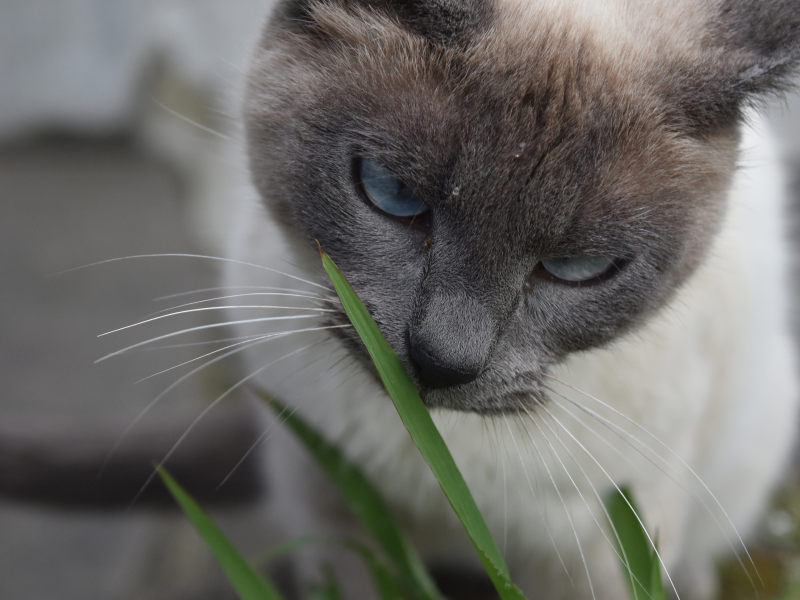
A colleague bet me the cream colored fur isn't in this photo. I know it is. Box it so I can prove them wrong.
[225,111,797,599]
[497,0,713,66]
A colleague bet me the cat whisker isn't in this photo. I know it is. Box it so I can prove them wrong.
[153,285,325,302]
[525,402,659,599]
[543,386,655,478]
[135,324,352,383]
[543,383,704,494]
[129,333,281,351]
[146,291,336,317]
[261,335,350,398]
[531,387,682,598]
[129,341,324,507]
[543,374,760,587]
[501,414,578,590]
[219,337,347,488]
[151,98,233,141]
[55,253,331,291]
[318,350,357,383]
[101,327,337,475]
[501,438,508,558]
[544,384,758,593]
[99,305,335,337]
[217,400,303,490]
[95,315,320,362]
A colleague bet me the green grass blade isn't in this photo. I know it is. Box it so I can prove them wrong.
[605,486,657,600]
[320,249,525,600]
[157,468,284,600]
[343,540,409,600]
[253,535,407,600]
[254,535,324,565]
[649,539,665,600]
[260,395,442,600]
[307,567,344,600]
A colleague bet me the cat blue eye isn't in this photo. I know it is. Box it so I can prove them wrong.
[359,158,428,218]
[541,256,615,283]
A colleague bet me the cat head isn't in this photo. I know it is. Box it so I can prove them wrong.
[243,0,800,413]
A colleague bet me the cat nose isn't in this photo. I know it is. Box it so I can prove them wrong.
[408,290,494,389]
[409,339,481,388]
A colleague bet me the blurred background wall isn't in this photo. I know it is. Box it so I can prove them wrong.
[0,2,277,599]
[2,2,800,600]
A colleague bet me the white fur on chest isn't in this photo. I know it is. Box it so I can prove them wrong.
[225,113,797,597]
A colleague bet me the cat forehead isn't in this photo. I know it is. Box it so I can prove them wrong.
[296,0,715,152]
[296,0,724,112]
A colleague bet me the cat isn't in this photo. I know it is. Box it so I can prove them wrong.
[2,0,798,598]
[218,0,800,599]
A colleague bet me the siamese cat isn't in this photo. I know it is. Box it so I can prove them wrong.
[3,0,799,599]
[219,0,800,598]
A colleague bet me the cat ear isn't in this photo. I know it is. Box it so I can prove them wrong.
[675,0,800,129]
[714,0,800,93]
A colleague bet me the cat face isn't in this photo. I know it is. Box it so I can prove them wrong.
[244,0,799,413]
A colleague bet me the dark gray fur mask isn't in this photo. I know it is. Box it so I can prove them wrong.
[243,0,800,413]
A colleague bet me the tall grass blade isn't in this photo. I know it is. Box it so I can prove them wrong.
[320,249,525,600]
[260,395,442,600]
[650,540,665,600]
[344,539,409,600]
[605,486,664,600]
[252,534,406,600]
[157,468,284,600]
[307,567,344,600]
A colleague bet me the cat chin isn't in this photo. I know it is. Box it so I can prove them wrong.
[418,380,548,415]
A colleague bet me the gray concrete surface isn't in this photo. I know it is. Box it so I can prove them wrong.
[0,137,271,600]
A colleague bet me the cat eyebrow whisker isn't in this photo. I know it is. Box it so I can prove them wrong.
[526,403,660,599]
[56,254,331,291]
[135,325,352,383]
[146,292,336,317]
[129,341,325,507]
[153,285,324,302]
[543,374,761,587]
[530,389,682,598]
[95,315,320,362]
[100,306,335,337]
[504,413,589,594]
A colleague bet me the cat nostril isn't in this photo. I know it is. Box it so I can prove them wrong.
[409,341,481,388]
